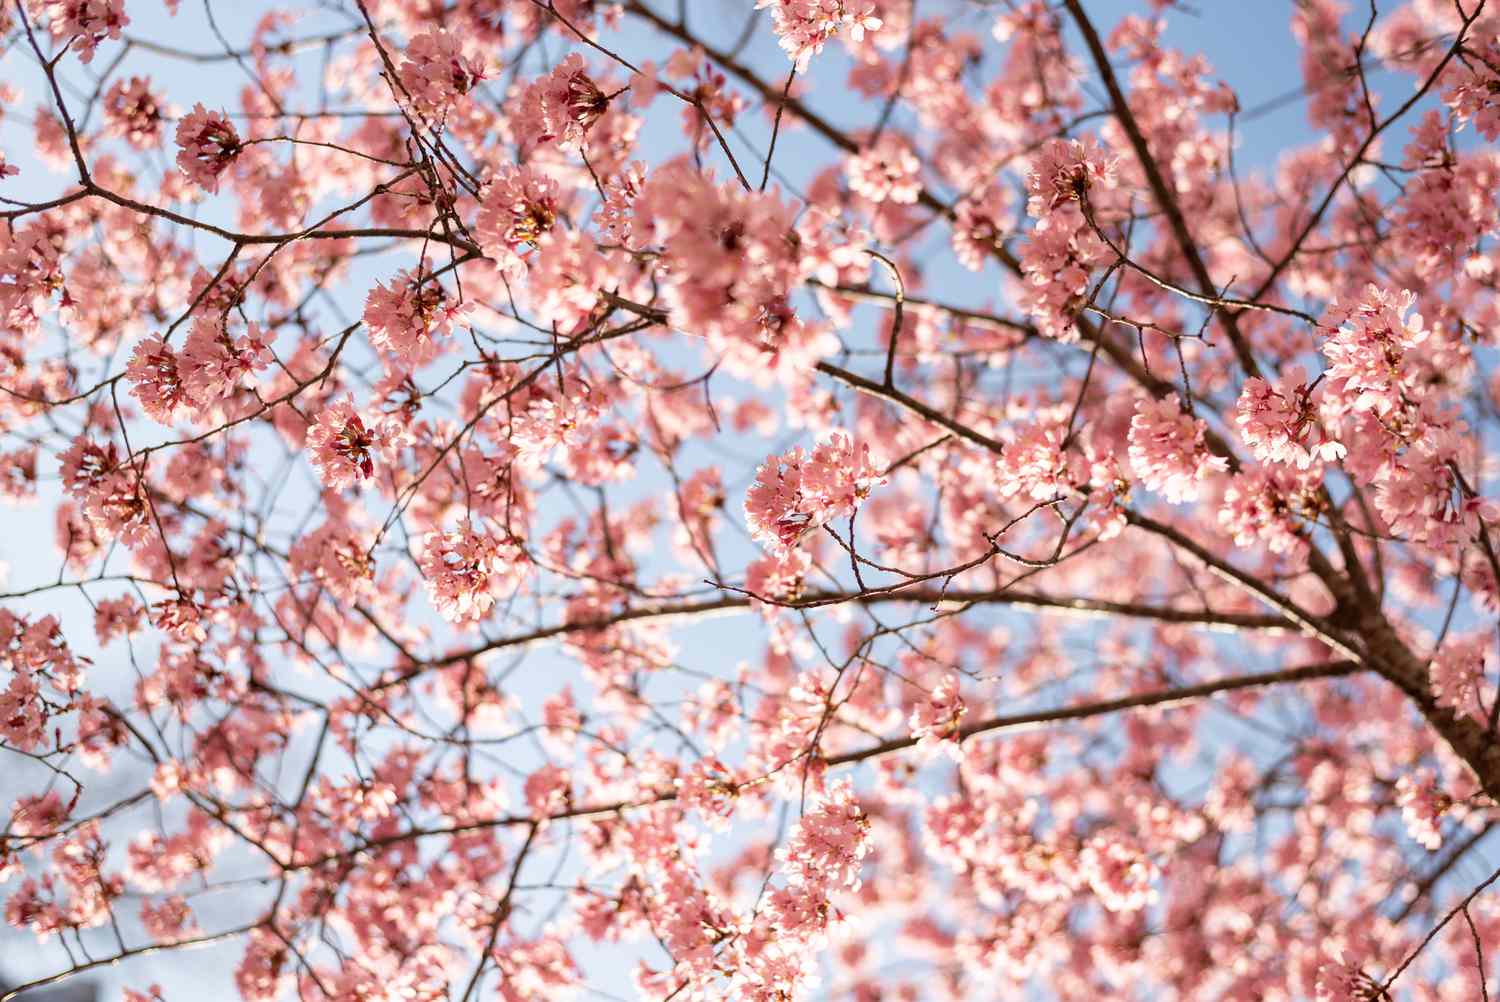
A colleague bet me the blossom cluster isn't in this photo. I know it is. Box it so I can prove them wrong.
[419,524,528,623]
[744,432,886,551]
[363,269,470,371]
[754,0,883,70]
[475,164,561,274]
[1014,138,1120,340]
[46,0,128,63]
[398,30,485,120]
[516,53,611,150]
[626,161,862,379]
[103,77,167,149]
[0,611,86,752]
[125,319,271,423]
[1127,397,1227,504]
[173,104,242,193]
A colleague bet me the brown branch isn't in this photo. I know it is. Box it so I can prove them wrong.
[1062,0,1263,378]
[292,659,1363,875]
[823,660,1363,766]
[405,587,1302,674]
[0,921,267,1002]
[1247,0,1488,303]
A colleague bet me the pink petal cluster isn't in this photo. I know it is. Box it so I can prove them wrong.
[1429,633,1490,723]
[951,185,1012,271]
[744,432,885,550]
[305,397,385,490]
[475,164,560,273]
[178,317,272,408]
[676,757,742,831]
[1127,397,1227,503]
[518,229,615,333]
[1443,36,1500,140]
[745,548,812,602]
[0,228,71,336]
[234,927,293,1002]
[419,524,527,623]
[628,162,857,379]
[1026,136,1119,217]
[92,595,143,645]
[5,823,121,942]
[46,0,128,63]
[127,321,268,423]
[753,0,883,71]
[0,446,37,502]
[524,764,570,818]
[909,672,966,754]
[1394,771,1448,850]
[516,53,610,150]
[1218,467,1321,556]
[287,518,376,606]
[102,77,166,149]
[173,104,241,193]
[1393,112,1500,278]
[1320,285,1430,419]
[58,436,153,548]
[0,610,85,753]
[125,335,190,423]
[1079,832,1159,913]
[1013,136,1122,338]
[397,30,485,121]
[1314,952,1382,1002]
[994,413,1079,503]
[1291,0,1365,156]
[1015,199,1107,340]
[363,269,468,371]
[778,779,871,891]
[1235,365,1345,469]
[846,135,922,205]
[1318,285,1499,549]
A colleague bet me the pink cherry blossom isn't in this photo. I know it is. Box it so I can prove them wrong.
[418,524,527,623]
[1443,36,1500,140]
[173,104,241,193]
[1395,771,1449,851]
[1430,633,1491,723]
[516,53,611,150]
[744,432,885,550]
[398,30,485,121]
[363,269,468,370]
[125,336,189,424]
[102,77,166,149]
[1026,135,1119,218]
[1235,365,1345,469]
[524,764,571,818]
[46,0,128,64]
[476,164,560,272]
[909,672,966,755]
[1127,396,1227,503]
[305,397,384,490]
[755,0,883,70]
[846,135,922,205]
[778,779,871,890]
[178,317,271,409]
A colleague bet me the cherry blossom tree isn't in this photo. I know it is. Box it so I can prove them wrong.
[4,0,1500,999]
